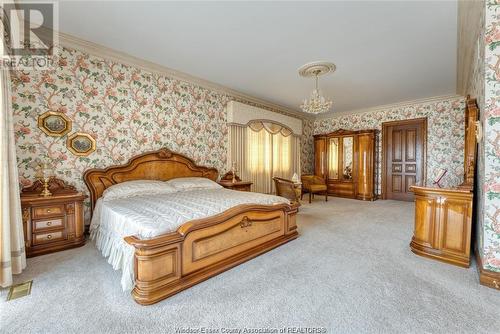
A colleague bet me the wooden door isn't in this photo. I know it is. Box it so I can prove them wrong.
[383,118,426,201]
[314,136,327,179]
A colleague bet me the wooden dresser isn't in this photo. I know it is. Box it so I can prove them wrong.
[409,97,478,268]
[314,129,376,200]
[409,185,472,267]
[21,179,86,257]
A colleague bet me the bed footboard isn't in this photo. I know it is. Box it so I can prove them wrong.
[125,203,298,305]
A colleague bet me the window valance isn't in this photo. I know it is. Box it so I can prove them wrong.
[226,101,302,135]
[248,121,293,137]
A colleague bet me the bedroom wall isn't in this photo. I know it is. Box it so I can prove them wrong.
[481,0,500,272]
[303,97,466,195]
[461,0,487,268]
[11,45,307,221]
[460,0,500,273]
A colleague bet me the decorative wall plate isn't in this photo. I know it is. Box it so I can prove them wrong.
[67,132,96,156]
[37,111,72,137]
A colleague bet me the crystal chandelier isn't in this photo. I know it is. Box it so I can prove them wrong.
[301,70,333,114]
[298,61,335,114]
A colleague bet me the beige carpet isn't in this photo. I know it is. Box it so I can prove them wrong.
[1,198,499,334]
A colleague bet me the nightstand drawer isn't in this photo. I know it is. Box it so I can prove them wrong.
[33,230,65,245]
[32,205,65,219]
[32,218,64,232]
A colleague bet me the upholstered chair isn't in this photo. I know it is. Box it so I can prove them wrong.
[301,175,328,203]
[273,177,301,205]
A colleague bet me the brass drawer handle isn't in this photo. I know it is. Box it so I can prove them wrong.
[47,234,52,240]
[46,209,52,213]
[46,221,52,226]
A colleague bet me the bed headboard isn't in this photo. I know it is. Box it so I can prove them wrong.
[83,148,219,210]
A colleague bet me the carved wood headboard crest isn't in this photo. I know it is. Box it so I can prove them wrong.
[83,148,219,211]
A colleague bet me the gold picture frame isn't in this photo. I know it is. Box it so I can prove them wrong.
[67,132,96,156]
[37,111,72,137]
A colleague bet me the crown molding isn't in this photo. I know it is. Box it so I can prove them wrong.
[313,94,464,121]
[32,24,311,121]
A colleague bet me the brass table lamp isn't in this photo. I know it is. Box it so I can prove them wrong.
[35,161,54,197]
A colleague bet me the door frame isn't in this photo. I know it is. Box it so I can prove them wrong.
[381,117,427,200]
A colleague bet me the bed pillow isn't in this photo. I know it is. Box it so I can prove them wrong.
[166,177,222,191]
[102,180,177,201]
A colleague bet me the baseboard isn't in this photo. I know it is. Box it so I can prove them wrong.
[475,245,500,290]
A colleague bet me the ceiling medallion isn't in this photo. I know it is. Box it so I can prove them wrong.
[299,61,335,114]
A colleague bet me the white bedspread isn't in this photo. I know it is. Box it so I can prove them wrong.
[90,188,289,291]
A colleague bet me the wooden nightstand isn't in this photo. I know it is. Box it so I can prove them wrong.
[218,180,253,192]
[218,171,252,191]
[21,178,86,257]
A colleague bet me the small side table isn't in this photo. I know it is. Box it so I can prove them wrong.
[293,182,302,200]
[20,178,86,257]
[218,180,253,192]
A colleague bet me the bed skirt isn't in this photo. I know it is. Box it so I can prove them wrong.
[90,226,135,291]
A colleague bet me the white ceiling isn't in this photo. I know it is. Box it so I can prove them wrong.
[56,1,458,115]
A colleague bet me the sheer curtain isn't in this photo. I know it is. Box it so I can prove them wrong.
[0,12,26,287]
[228,121,301,194]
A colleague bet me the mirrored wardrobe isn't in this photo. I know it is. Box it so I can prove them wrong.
[313,129,376,200]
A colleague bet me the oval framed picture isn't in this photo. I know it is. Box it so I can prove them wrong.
[67,132,96,156]
[37,111,72,137]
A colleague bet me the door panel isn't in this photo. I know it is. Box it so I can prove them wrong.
[392,175,402,192]
[405,175,416,193]
[392,130,402,161]
[384,119,426,201]
[406,129,417,161]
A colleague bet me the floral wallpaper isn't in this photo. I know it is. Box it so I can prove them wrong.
[306,98,466,195]
[301,119,314,174]
[482,0,500,272]
[468,1,487,272]
[11,46,304,222]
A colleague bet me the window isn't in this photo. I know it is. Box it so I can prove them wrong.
[231,122,297,193]
[247,126,292,175]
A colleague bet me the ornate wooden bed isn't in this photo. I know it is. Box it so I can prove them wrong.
[83,148,299,305]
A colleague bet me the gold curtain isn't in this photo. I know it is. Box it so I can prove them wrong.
[0,12,26,287]
[228,125,247,176]
[228,121,300,194]
[247,127,273,193]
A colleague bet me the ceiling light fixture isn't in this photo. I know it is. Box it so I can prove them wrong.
[298,61,335,114]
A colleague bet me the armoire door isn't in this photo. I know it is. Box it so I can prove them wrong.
[382,118,426,201]
[314,136,327,179]
[356,131,375,200]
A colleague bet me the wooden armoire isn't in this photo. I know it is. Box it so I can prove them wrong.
[314,129,376,201]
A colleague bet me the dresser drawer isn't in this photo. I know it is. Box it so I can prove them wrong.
[32,205,65,219]
[32,230,65,245]
[32,218,64,232]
